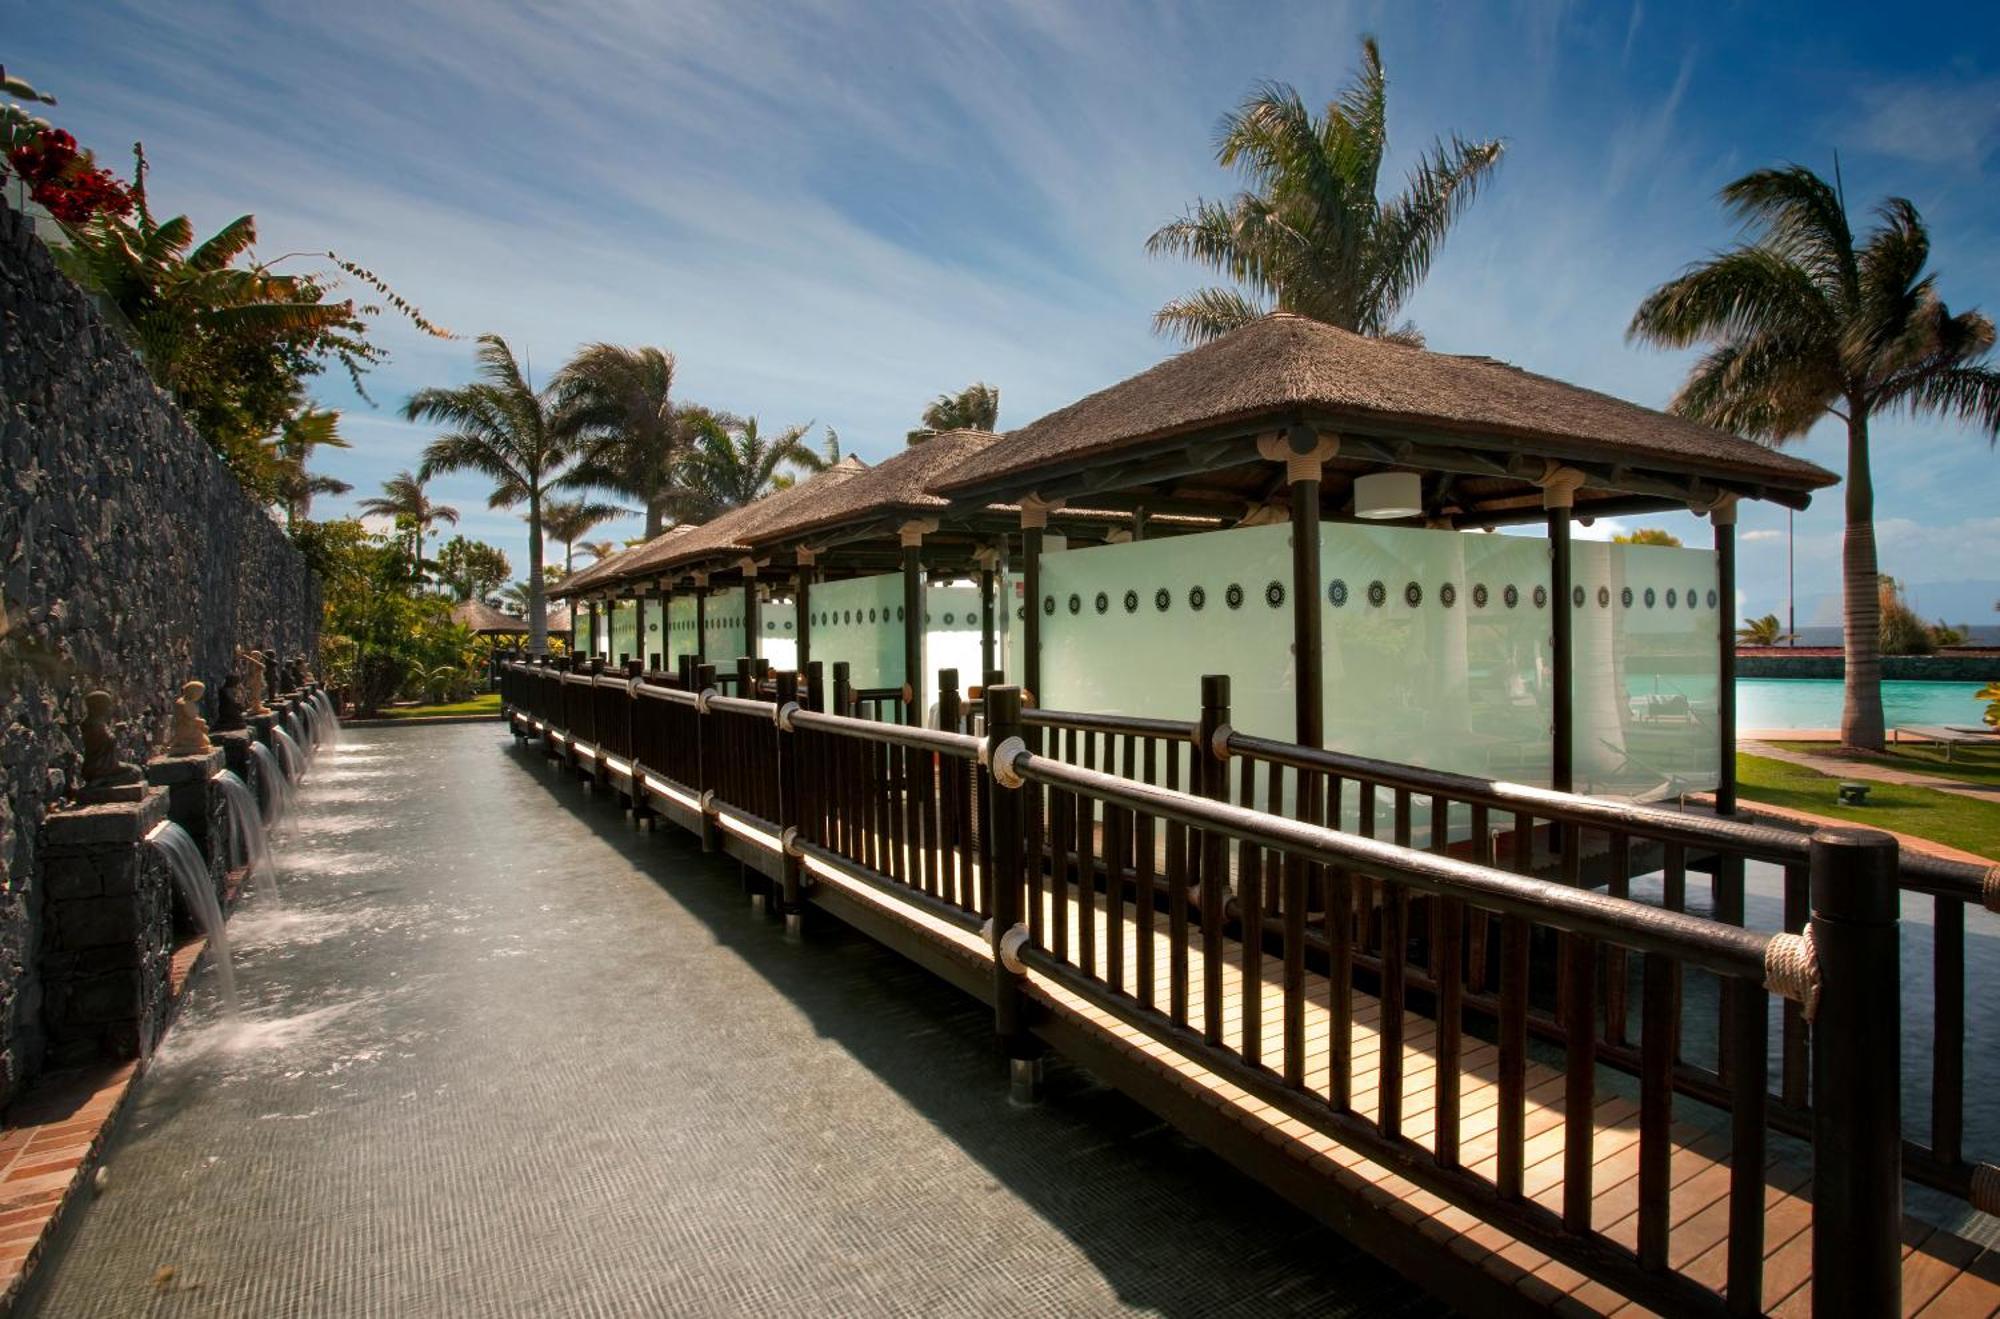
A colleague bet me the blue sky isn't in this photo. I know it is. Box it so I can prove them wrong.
[16,1,2000,621]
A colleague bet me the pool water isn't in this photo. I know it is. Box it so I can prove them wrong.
[1736,678,1991,731]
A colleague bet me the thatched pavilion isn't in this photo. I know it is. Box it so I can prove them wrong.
[554,314,1833,804]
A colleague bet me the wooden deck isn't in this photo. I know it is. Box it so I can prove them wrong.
[557,719,2000,1317]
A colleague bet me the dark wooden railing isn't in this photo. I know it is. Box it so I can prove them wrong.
[498,658,1961,1315]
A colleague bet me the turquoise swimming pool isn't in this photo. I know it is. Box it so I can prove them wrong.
[1736,678,1990,731]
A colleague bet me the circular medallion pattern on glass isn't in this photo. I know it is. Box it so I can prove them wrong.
[1473,583,1488,608]
[1067,593,1081,615]
[1266,580,1285,608]
[1367,580,1387,607]
[1094,592,1109,615]
[1533,585,1548,608]
[1329,579,1349,607]
[1224,584,1244,610]
[1644,588,1656,608]
[1155,588,1171,612]
[1504,584,1519,609]
[1188,585,1207,611]
[1666,589,1678,608]
[1621,587,1633,608]
[1123,589,1139,613]
[1405,581,1423,607]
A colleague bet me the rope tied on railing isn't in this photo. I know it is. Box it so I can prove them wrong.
[1984,863,2000,914]
[1971,1163,2000,1216]
[1763,926,1820,1022]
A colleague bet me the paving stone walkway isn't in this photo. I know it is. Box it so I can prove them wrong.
[21,723,1440,1318]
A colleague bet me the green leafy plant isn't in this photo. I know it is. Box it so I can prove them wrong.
[1147,37,1503,345]
[1630,164,2000,749]
[1980,681,2000,729]
[1738,614,1792,646]
[907,383,999,444]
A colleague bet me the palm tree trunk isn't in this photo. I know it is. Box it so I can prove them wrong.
[1840,407,1886,751]
[527,489,549,654]
[644,499,664,540]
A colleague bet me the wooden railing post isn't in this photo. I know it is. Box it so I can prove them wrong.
[937,668,961,739]
[805,660,825,715]
[695,662,718,853]
[623,659,644,823]
[833,661,852,718]
[986,684,1039,1103]
[775,670,804,941]
[1196,674,1230,1048]
[1810,826,1901,1316]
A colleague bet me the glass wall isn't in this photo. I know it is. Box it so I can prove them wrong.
[608,600,638,665]
[758,595,799,671]
[701,586,747,665]
[924,584,986,707]
[1033,521,1717,799]
[666,595,698,668]
[803,573,905,689]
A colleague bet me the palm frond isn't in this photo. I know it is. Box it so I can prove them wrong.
[1151,286,1268,345]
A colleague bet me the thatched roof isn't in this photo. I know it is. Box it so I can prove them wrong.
[937,314,1835,500]
[451,599,527,634]
[732,429,1001,545]
[600,455,874,585]
[451,598,572,636]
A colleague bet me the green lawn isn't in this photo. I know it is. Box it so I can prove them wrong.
[1768,739,2000,788]
[373,692,502,720]
[1737,752,2000,860]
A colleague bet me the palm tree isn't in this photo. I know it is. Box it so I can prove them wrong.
[666,415,831,520]
[1738,614,1792,646]
[907,383,1000,444]
[541,496,630,575]
[265,402,350,528]
[403,334,577,652]
[1147,38,1502,346]
[553,343,685,538]
[577,539,619,564]
[358,470,460,583]
[1630,165,2000,749]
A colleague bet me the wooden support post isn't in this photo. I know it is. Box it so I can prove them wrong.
[1019,496,1062,706]
[694,585,709,665]
[1810,827,1901,1315]
[899,521,934,726]
[986,684,1038,1102]
[735,655,754,701]
[795,551,814,676]
[742,565,761,668]
[1539,466,1583,792]
[805,660,824,714]
[976,543,1000,683]
[1712,497,1739,814]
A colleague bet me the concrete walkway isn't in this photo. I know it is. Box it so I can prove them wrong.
[21,723,1436,1318]
[1742,740,2000,804]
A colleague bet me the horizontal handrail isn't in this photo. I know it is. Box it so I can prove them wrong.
[1024,708,1196,741]
[707,694,774,719]
[1004,746,1775,981]
[1222,729,1993,903]
[635,684,698,707]
[791,708,983,759]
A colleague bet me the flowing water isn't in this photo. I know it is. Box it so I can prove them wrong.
[248,740,290,826]
[213,769,277,901]
[146,820,236,1013]
[273,727,307,784]
[313,689,341,748]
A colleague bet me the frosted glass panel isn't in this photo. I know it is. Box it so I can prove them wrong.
[575,609,595,655]
[666,595,698,667]
[758,596,798,670]
[923,584,986,712]
[609,600,638,664]
[804,573,904,689]
[1573,542,1720,796]
[1322,525,1554,784]
[703,586,747,664]
[1039,525,1295,734]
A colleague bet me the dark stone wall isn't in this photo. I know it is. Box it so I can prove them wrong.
[1737,652,2000,681]
[0,202,319,1099]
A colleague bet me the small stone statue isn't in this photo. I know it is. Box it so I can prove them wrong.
[78,690,141,793]
[282,655,306,692]
[263,649,282,696]
[213,672,247,732]
[237,647,269,715]
[168,680,211,755]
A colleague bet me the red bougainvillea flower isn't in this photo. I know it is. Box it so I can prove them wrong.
[5,126,133,224]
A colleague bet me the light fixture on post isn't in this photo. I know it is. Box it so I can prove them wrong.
[1353,471,1423,520]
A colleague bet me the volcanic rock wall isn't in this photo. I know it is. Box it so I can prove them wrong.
[0,201,319,1099]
